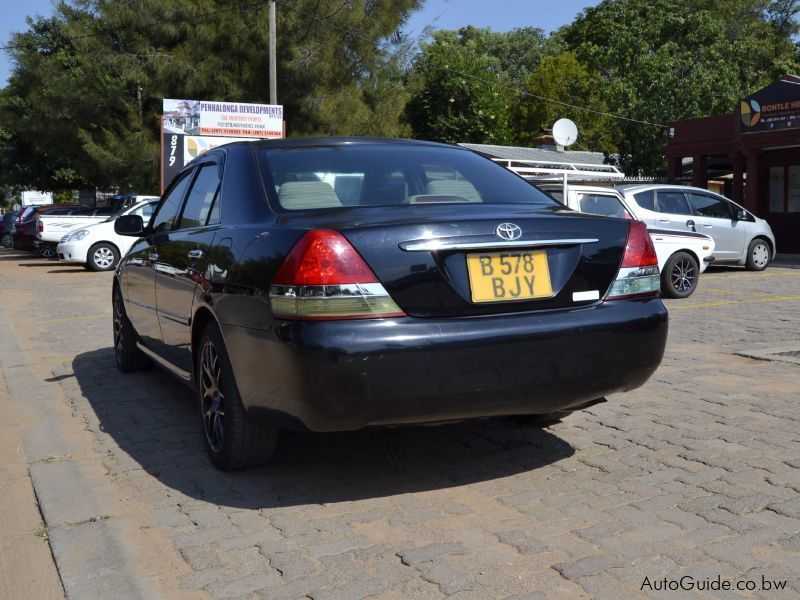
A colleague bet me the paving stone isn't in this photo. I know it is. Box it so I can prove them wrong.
[397,542,469,566]
[415,561,477,595]
[552,555,629,579]
[496,531,549,555]
[6,255,800,599]
[264,550,317,579]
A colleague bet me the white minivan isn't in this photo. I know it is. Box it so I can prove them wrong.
[616,185,776,271]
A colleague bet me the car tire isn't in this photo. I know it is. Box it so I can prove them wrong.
[112,285,152,372]
[745,238,770,271]
[38,245,55,258]
[197,321,278,470]
[661,252,699,299]
[1,233,11,248]
[88,242,120,271]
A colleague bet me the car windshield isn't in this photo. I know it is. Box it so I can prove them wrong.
[257,144,558,211]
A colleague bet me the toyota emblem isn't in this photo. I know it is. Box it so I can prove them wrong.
[496,223,522,241]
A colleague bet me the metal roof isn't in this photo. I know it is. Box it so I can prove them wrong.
[459,143,608,165]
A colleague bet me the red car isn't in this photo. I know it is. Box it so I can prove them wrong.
[13,205,94,252]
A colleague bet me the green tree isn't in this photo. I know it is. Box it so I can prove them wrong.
[405,29,525,144]
[518,51,616,154]
[1,0,421,191]
[560,0,800,174]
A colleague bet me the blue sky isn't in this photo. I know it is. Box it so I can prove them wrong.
[1,0,599,85]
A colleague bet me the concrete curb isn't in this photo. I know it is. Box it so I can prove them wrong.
[0,307,156,600]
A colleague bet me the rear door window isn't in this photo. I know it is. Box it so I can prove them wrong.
[657,191,692,215]
[178,164,221,229]
[632,190,656,210]
[687,193,732,219]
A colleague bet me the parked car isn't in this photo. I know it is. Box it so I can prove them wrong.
[112,137,668,470]
[1,211,18,247]
[112,138,667,469]
[57,199,158,270]
[13,205,94,252]
[616,184,775,271]
[35,206,117,257]
[538,184,715,298]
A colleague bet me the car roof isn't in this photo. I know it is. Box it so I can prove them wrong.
[222,136,462,151]
[616,183,717,194]
[538,183,621,194]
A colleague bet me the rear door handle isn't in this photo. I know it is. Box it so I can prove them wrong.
[187,249,204,259]
[658,218,670,223]
[702,223,712,228]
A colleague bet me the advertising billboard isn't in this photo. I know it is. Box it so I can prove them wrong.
[161,99,283,190]
[740,78,800,133]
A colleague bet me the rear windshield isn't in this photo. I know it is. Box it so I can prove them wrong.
[257,144,558,211]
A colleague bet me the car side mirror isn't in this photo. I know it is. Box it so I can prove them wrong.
[736,209,747,220]
[114,214,144,236]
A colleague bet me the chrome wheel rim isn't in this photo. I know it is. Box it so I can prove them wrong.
[40,247,54,257]
[113,291,124,361]
[671,258,696,294]
[752,243,769,268]
[94,247,115,269]
[200,340,225,453]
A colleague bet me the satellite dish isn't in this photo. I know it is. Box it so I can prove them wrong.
[552,118,578,147]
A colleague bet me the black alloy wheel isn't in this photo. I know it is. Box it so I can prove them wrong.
[112,285,151,372]
[200,339,225,453]
[196,322,277,470]
[1,233,11,248]
[661,252,698,299]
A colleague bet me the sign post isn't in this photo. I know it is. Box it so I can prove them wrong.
[160,99,283,191]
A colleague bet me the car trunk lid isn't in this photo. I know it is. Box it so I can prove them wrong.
[276,204,630,318]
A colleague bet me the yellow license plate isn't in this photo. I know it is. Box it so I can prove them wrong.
[466,250,553,303]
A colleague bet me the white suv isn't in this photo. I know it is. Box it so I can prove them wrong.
[616,185,775,271]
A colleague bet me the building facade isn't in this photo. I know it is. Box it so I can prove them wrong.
[665,75,800,253]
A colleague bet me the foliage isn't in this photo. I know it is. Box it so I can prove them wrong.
[0,0,421,191]
[518,51,616,154]
[559,0,800,174]
[2,0,799,186]
[404,29,517,144]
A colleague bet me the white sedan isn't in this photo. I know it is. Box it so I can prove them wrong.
[57,200,158,271]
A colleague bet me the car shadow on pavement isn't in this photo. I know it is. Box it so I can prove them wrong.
[72,348,574,509]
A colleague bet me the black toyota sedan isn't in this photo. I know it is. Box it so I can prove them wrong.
[113,137,668,470]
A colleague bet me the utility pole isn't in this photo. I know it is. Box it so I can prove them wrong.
[136,84,143,125]
[269,1,277,105]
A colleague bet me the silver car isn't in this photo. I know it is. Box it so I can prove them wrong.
[616,185,776,271]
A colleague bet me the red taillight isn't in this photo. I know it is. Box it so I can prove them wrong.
[606,221,661,300]
[37,220,44,232]
[620,221,658,267]
[273,230,378,285]
[270,230,405,320]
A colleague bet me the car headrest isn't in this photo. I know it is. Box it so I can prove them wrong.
[277,181,342,210]
[425,180,482,202]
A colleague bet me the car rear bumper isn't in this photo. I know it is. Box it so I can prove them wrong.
[223,298,669,432]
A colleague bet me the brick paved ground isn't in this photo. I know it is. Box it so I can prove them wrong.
[1,249,799,599]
